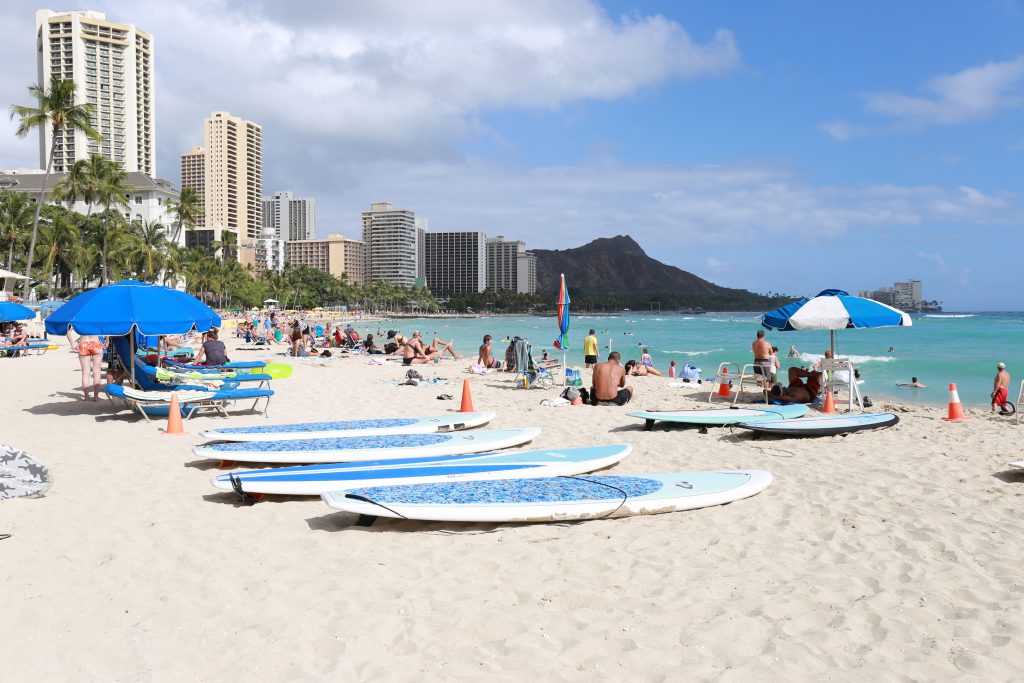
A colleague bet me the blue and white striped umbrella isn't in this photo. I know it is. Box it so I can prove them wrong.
[761,289,911,353]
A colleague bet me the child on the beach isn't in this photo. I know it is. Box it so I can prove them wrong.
[669,360,676,378]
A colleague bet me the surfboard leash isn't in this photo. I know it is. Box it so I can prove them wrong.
[557,476,629,519]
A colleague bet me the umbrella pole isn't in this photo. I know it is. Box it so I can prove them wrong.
[562,350,567,386]
[130,332,136,389]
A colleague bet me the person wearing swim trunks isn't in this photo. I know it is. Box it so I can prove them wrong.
[76,334,104,401]
[771,366,823,404]
[587,351,633,406]
[752,329,773,380]
[992,362,1011,414]
[583,329,598,368]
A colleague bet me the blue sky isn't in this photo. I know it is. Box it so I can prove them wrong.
[1,1,1021,308]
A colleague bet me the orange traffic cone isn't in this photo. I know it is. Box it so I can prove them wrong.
[942,383,969,421]
[717,368,731,397]
[459,379,475,413]
[821,390,836,414]
[163,391,187,435]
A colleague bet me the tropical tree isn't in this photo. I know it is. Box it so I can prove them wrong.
[92,157,128,284]
[36,205,79,296]
[51,154,101,214]
[165,185,201,245]
[9,75,100,298]
[0,189,33,271]
[129,219,168,282]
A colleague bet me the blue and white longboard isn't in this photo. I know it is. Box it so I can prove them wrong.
[194,427,541,464]
[201,411,496,442]
[212,444,631,495]
[736,412,899,437]
[322,470,773,523]
[628,405,809,430]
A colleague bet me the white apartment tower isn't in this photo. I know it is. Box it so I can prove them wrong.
[203,111,262,256]
[262,191,316,242]
[35,9,155,176]
[361,202,418,287]
[424,231,487,295]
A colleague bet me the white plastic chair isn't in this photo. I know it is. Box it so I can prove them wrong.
[708,362,741,402]
[733,363,773,405]
[818,357,863,412]
[1015,379,1024,424]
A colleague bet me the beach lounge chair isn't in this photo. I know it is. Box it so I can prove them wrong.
[708,362,741,402]
[1,341,51,357]
[732,363,772,406]
[113,338,275,401]
[160,357,267,372]
[105,384,227,421]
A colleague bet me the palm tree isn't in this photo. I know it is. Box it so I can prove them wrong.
[36,205,79,297]
[129,219,168,282]
[165,185,201,246]
[92,157,128,284]
[51,154,100,214]
[9,75,100,299]
[0,189,33,271]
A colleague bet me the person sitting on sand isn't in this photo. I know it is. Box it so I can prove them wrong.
[992,362,1011,414]
[194,328,229,366]
[363,333,383,355]
[477,334,502,369]
[897,377,927,388]
[770,366,823,404]
[624,359,661,377]
[396,334,429,366]
[583,351,633,406]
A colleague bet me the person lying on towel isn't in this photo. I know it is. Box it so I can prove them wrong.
[770,367,823,404]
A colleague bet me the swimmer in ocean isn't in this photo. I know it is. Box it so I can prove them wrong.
[897,377,927,388]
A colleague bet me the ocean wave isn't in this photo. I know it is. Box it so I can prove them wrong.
[663,348,725,356]
[798,352,896,364]
[924,314,975,318]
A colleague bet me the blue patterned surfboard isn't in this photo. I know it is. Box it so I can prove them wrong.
[194,427,541,464]
[211,444,631,495]
[201,412,496,442]
[322,470,773,523]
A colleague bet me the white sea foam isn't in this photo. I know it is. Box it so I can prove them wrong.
[798,352,896,364]
[664,348,725,356]
[925,314,975,319]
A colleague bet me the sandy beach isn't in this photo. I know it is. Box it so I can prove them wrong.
[3,335,1024,681]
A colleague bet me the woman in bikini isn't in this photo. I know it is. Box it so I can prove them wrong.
[419,330,459,359]
[477,334,502,370]
[76,334,105,401]
[624,359,662,377]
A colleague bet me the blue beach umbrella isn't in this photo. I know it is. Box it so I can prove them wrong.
[45,279,220,337]
[761,289,911,354]
[0,301,35,322]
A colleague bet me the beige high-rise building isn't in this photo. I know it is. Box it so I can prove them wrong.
[35,9,155,175]
[179,146,204,228]
[286,234,366,281]
[361,202,417,287]
[203,111,262,261]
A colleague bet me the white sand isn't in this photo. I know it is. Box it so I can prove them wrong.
[2,336,1024,681]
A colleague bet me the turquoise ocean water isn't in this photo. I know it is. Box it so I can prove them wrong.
[365,312,1023,408]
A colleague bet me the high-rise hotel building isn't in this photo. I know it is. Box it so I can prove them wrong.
[263,191,316,242]
[179,146,204,228]
[424,231,487,294]
[35,9,155,176]
[361,202,418,287]
[486,236,537,294]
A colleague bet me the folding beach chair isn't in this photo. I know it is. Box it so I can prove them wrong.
[708,362,741,402]
[512,339,554,389]
[733,363,772,405]
[105,384,226,421]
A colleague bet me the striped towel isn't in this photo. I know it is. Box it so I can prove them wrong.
[120,387,217,402]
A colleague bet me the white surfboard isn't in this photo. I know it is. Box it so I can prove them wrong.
[0,444,53,499]
[212,444,631,496]
[736,412,899,437]
[194,427,541,464]
[628,405,809,430]
[322,470,773,523]
[201,411,496,442]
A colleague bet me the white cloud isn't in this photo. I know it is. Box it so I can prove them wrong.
[822,55,1024,139]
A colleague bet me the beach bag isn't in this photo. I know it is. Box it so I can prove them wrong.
[564,368,583,387]
[680,364,702,381]
[560,386,580,402]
